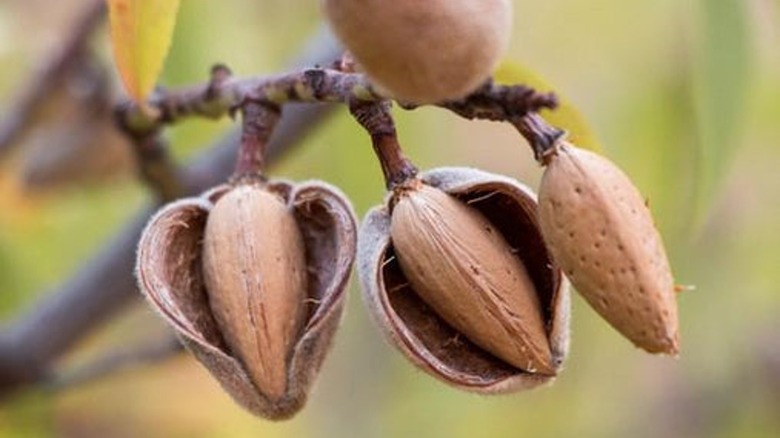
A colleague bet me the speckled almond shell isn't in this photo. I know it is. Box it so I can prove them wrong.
[538,142,679,355]
[358,167,570,394]
[136,180,357,420]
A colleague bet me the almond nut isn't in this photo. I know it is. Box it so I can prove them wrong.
[323,0,512,103]
[359,167,570,393]
[391,182,554,374]
[538,142,679,354]
[202,184,307,401]
[136,180,357,419]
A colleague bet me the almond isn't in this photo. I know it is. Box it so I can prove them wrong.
[137,180,357,419]
[390,182,554,374]
[323,0,512,103]
[538,142,679,354]
[202,184,307,400]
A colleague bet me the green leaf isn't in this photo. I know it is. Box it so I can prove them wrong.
[108,0,181,103]
[691,0,751,230]
[493,60,601,152]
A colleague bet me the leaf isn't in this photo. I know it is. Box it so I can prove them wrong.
[493,60,601,152]
[108,0,181,103]
[690,0,750,231]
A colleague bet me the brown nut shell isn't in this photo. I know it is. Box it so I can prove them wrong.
[538,142,679,355]
[136,180,357,420]
[391,183,554,375]
[323,0,512,103]
[202,186,308,401]
[359,167,570,393]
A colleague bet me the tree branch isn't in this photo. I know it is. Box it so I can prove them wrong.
[45,334,183,392]
[0,0,106,161]
[116,68,558,141]
[117,69,381,137]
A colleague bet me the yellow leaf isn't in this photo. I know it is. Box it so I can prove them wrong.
[108,0,181,103]
[494,60,601,152]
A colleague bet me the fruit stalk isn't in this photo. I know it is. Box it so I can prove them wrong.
[234,100,281,178]
[349,100,417,189]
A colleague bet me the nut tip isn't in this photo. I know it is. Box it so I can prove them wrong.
[639,333,680,357]
[665,335,681,358]
[532,358,558,377]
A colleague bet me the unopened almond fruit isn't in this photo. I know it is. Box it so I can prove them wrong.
[322,0,512,103]
[538,142,679,355]
[391,182,553,375]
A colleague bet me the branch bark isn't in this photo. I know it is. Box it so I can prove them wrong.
[46,334,183,392]
[115,67,557,141]
[0,0,106,161]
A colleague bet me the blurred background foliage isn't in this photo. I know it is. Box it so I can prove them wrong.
[0,0,779,437]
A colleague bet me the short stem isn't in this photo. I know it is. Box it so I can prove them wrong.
[234,100,281,179]
[114,104,184,201]
[349,100,417,189]
[512,112,567,163]
[434,80,559,122]
[133,135,184,201]
[206,63,232,100]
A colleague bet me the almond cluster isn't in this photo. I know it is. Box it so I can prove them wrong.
[127,0,682,423]
[131,2,680,414]
[357,149,680,393]
[135,141,680,419]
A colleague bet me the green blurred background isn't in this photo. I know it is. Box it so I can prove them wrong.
[1,0,779,436]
